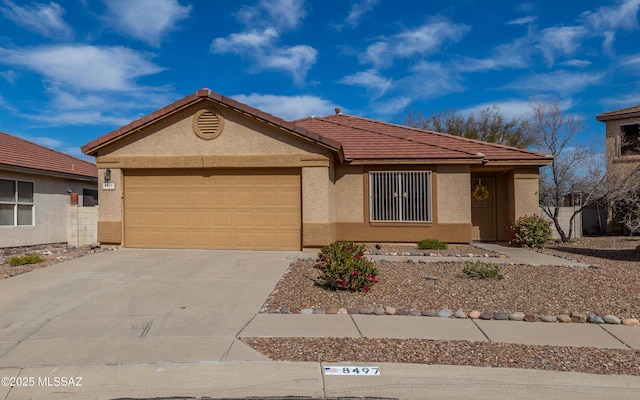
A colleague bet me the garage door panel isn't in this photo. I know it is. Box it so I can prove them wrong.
[188,211,210,227]
[233,190,256,207]
[124,169,301,250]
[190,232,211,247]
[168,231,189,247]
[233,211,256,228]
[210,191,231,205]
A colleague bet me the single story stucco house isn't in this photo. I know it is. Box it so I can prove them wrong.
[81,89,552,250]
[1,131,98,248]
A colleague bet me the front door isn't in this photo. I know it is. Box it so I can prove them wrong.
[471,177,496,241]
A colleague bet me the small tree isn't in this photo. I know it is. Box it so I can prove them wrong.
[405,105,535,148]
[528,99,607,242]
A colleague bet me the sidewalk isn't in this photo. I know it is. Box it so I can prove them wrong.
[239,314,639,349]
[2,245,638,400]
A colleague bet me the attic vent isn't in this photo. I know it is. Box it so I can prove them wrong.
[193,108,224,140]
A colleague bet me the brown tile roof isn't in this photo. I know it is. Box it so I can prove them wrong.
[294,114,552,162]
[81,88,344,156]
[0,131,97,179]
[82,88,550,165]
[596,105,640,121]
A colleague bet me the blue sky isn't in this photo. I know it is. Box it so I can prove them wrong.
[1,0,639,159]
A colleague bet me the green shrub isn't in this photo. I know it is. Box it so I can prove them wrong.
[315,241,379,292]
[462,261,504,280]
[9,253,45,266]
[417,238,447,250]
[511,214,552,248]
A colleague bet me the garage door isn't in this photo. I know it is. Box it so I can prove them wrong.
[123,169,301,250]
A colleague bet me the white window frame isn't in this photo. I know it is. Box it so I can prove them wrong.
[369,171,431,223]
[0,179,34,226]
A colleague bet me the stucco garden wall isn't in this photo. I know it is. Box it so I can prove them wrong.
[67,205,98,247]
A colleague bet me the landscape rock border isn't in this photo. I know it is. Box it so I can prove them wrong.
[260,306,640,326]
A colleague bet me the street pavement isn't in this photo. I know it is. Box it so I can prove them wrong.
[0,246,638,399]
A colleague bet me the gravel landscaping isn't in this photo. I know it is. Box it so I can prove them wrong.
[261,238,640,319]
[245,237,640,376]
[0,243,111,278]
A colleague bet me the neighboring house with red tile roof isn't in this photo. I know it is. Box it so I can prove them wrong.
[1,132,98,248]
[82,89,552,250]
[596,104,640,232]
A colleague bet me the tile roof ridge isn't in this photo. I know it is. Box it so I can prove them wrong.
[82,89,344,156]
[310,115,481,158]
[0,131,96,168]
[319,114,549,159]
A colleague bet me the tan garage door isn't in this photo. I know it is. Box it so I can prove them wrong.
[123,169,301,250]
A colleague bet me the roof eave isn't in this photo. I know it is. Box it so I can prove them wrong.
[0,164,98,182]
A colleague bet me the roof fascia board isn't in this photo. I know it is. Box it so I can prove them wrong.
[0,164,98,182]
[347,159,484,165]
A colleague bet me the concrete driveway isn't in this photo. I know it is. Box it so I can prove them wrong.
[0,249,296,368]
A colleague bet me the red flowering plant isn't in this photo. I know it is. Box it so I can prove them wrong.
[315,241,379,292]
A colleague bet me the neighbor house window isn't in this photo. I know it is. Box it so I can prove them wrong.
[0,179,34,226]
[620,123,640,156]
[82,188,98,207]
[369,171,431,222]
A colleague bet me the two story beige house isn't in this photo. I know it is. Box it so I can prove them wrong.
[596,104,640,232]
[82,89,552,250]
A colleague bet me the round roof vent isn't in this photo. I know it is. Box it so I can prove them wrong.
[193,108,224,140]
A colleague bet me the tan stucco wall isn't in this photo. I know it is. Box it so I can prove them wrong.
[334,165,364,223]
[512,169,540,219]
[332,166,473,244]
[93,101,332,247]
[436,164,471,224]
[100,102,327,158]
[302,166,335,246]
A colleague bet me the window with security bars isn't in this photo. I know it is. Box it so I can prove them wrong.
[0,179,34,226]
[369,171,431,222]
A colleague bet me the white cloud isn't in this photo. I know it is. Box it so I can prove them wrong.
[0,45,175,127]
[600,91,640,107]
[340,0,379,29]
[0,93,17,112]
[362,17,470,68]
[507,16,537,25]
[101,0,191,46]
[560,59,592,68]
[261,45,318,86]
[460,100,533,119]
[620,53,640,70]
[456,37,533,72]
[211,0,316,86]
[369,96,413,116]
[0,45,164,91]
[537,26,587,66]
[339,69,392,98]
[581,0,640,32]
[507,70,604,95]
[0,69,19,83]
[0,0,72,39]
[236,0,306,31]
[210,29,278,52]
[231,93,337,121]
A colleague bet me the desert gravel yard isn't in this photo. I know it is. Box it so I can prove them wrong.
[244,237,640,376]
[261,238,640,318]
